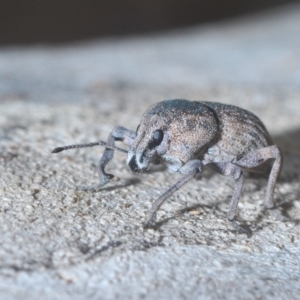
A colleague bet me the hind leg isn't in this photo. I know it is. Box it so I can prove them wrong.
[236,145,286,220]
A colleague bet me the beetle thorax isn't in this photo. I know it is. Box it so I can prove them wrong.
[127,100,219,172]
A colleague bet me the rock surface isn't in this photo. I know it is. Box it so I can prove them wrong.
[0,4,300,300]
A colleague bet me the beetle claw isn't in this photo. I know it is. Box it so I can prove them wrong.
[231,219,252,238]
[269,208,291,222]
[143,212,157,229]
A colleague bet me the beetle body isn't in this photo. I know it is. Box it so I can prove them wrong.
[128,100,272,173]
[53,99,284,236]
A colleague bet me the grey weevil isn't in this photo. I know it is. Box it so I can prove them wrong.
[52,99,286,235]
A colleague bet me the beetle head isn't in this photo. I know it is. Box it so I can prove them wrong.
[127,99,218,172]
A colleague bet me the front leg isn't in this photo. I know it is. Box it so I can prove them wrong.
[144,160,203,228]
[77,126,136,191]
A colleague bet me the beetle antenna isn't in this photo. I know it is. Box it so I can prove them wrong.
[51,141,128,154]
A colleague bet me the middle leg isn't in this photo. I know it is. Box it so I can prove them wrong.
[209,162,250,236]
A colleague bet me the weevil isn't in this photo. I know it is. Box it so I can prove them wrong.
[52,99,285,235]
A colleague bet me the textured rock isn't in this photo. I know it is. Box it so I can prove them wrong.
[0,4,300,299]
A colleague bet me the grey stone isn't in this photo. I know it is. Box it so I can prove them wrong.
[0,4,300,300]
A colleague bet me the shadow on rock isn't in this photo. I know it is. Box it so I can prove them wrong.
[273,128,300,181]
[273,127,300,156]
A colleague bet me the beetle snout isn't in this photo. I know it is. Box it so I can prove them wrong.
[127,150,149,172]
[128,155,139,172]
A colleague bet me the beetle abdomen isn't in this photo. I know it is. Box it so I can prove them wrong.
[203,102,272,159]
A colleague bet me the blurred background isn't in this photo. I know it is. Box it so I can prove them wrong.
[1,0,298,45]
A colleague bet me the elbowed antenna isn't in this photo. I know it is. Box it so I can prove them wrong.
[51,141,128,154]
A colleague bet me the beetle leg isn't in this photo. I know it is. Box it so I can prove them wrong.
[144,160,203,228]
[209,162,250,236]
[238,145,288,221]
[236,145,284,218]
[77,126,136,192]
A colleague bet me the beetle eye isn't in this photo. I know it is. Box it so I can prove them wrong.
[148,129,164,149]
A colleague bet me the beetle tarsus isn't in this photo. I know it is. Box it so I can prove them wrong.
[76,174,114,192]
[268,208,291,222]
[143,212,157,229]
[231,219,252,238]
